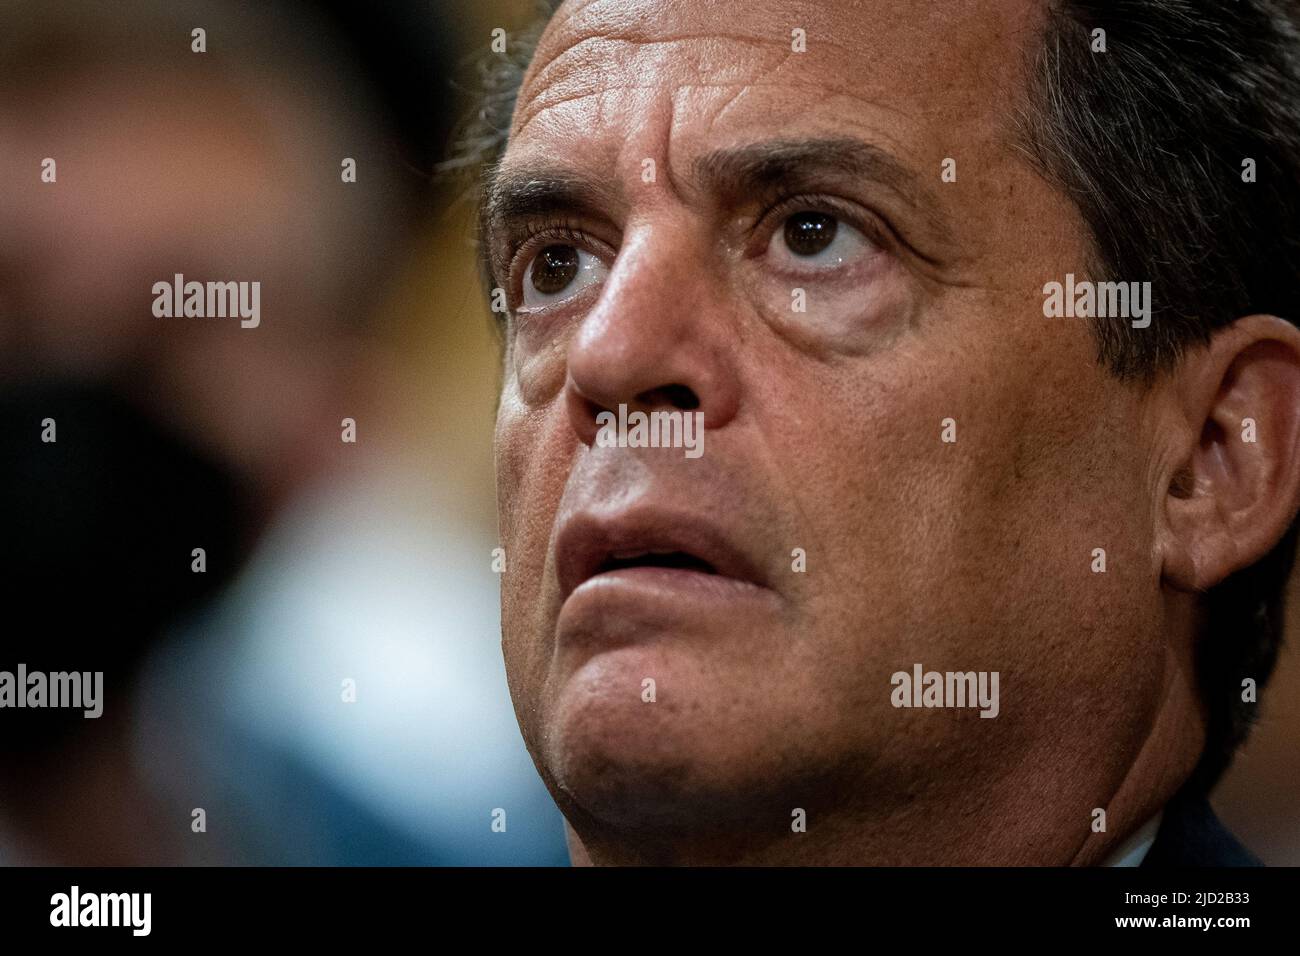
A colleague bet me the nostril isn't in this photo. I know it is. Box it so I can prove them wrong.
[638,384,700,411]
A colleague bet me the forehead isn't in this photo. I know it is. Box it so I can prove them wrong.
[509,0,1044,172]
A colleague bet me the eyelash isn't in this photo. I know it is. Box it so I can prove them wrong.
[752,192,894,261]
[504,220,606,311]
[501,194,894,310]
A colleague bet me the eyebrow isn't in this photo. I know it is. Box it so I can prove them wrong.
[480,136,948,281]
[479,166,623,284]
[692,137,921,204]
[691,138,954,252]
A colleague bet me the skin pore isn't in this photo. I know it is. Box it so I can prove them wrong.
[489,0,1300,865]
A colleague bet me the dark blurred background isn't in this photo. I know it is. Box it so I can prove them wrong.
[0,0,567,865]
[0,0,1294,866]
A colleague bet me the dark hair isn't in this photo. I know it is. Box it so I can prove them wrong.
[1022,0,1300,792]
[447,0,1300,793]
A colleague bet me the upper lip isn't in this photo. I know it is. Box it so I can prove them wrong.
[554,507,769,601]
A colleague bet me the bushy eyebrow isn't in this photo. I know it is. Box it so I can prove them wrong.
[479,136,950,282]
[482,169,619,233]
[692,137,919,202]
[479,167,623,284]
[690,137,954,252]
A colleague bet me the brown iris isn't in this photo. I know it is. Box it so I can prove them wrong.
[784,212,837,257]
[530,244,579,295]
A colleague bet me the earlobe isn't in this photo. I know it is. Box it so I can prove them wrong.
[1161,315,1300,593]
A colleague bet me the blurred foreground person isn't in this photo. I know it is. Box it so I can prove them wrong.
[0,0,566,864]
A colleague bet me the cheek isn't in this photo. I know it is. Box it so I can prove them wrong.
[757,339,1105,635]
[494,404,545,670]
[494,391,571,582]
[493,390,552,568]
[504,297,582,409]
[493,395,526,533]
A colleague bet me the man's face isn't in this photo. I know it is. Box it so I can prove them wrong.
[492,0,1170,859]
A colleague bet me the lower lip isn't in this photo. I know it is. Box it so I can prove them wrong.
[576,565,770,599]
[558,566,779,630]
[553,567,774,634]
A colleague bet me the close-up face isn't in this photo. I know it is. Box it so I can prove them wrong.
[491,0,1187,861]
[8,0,1300,918]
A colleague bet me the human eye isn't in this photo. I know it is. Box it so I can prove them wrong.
[510,228,610,315]
[761,197,884,277]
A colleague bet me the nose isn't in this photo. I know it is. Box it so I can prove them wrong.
[563,222,741,448]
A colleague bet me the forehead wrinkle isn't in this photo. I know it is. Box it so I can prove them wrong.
[513,79,802,142]
[512,85,644,140]
[515,31,777,138]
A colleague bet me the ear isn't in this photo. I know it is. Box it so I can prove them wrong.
[1160,315,1300,592]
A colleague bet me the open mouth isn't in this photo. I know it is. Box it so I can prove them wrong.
[595,550,719,576]
[554,510,769,602]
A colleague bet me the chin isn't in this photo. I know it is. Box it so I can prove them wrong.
[535,653,791,831]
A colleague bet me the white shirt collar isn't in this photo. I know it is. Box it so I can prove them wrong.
[1103,810,1164,867]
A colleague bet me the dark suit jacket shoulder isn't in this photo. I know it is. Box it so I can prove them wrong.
[1141,790,1263,867]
